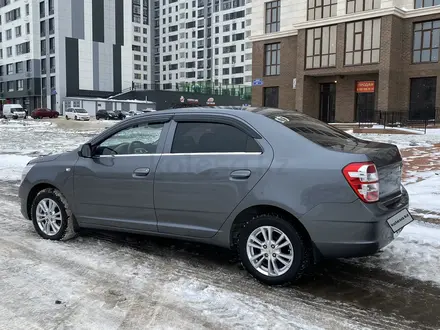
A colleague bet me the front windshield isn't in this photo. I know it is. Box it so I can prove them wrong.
[75,108,87,113]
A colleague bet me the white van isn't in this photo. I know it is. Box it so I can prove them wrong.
[65,107,90,121]
[2,104,27,119]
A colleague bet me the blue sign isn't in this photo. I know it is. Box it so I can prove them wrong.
[252,79,263,86]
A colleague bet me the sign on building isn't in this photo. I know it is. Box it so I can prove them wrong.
[356,81,375,93]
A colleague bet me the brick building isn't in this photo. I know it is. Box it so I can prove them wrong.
[249,0,440,123]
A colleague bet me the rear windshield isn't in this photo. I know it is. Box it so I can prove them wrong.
[75,108,87,113]
[253,108,361,148]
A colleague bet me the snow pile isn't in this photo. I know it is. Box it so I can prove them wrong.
[406,172,440,218]
[352,132,440,148]
[0,119,53,129]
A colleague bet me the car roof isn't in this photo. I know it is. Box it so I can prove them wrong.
[130,106,302,121]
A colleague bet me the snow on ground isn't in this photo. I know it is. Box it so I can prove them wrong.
[351,221,440,286]
[352,130,440,149]
[0,155,33,181]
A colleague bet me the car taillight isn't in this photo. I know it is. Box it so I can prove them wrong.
[342,162,379,203]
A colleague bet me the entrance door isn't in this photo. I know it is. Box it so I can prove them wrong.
[263,87,279,108]
[410,77,437,120]
[319,83,336,123]
[355,81,376,122]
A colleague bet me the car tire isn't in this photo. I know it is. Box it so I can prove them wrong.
[74,116,77,120]
[238,214,311,286]
[31,188,78,241]
[65,115,69,120]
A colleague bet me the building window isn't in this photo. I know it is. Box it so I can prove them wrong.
[308,0,337,20]
[413,20,440,63]
[39,1,45,18]
[306,25,337,69]
[264,43,280,75]
[15,25,21,37]
[7,46,12,57]
[6,29,12,40]
[415,0,440,8]
[7,64,14,75]
[16,62,23,73]
[263,87,279,107]
[347,0,380,13]
[17,80,24,91]
[7,81,14,92]
[265,1,280,34]
[345,19,381,65]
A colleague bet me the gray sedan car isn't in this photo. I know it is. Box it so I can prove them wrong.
[19,107,413,285]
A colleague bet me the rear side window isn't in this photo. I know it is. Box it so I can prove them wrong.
[256,109,360,148]
[171,122,262,153]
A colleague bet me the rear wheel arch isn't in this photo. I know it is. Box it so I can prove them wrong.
[230,205,314,255]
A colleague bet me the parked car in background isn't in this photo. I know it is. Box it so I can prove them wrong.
[128,110,144,116]
[114,110,131,120]
[31,108,59,119]
[3,104,27,119]
[140,109,156,113]
[65,107,90,121]
[18,107,413,285]
[96,110,119,120]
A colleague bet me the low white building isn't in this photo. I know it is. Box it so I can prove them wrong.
[61,97,156,116]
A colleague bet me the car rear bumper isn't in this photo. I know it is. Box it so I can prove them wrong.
[301,186,411,259]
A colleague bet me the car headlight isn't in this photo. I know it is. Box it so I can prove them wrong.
[21,163,35,184]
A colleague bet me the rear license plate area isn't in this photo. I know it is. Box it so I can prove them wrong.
[386,208,414,233]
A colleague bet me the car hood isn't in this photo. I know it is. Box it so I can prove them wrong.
[27,150,78,165]
[28,153,62,165]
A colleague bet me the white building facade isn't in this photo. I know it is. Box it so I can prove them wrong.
[153,0,253,90]
[0,0,150,112]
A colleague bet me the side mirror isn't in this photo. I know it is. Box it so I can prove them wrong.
[79,143,92,158]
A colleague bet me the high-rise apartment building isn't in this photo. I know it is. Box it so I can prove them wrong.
[0,0,148,111]
[152,0,253,90]
[250,0,440,122]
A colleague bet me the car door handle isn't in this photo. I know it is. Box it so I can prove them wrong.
[133,167,150,177]
[230,170,251,180]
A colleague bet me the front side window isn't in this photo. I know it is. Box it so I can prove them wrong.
[265,0,280,34]
[171,122,261,153]
[413,20,440,63]
[264,43,280,75]
[345,18,381,65]
[308,0,337,20]
[306,25,337,69]
[96,123,164,156]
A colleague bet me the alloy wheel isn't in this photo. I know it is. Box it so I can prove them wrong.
[36,198,63,236]
[246,226,294,277]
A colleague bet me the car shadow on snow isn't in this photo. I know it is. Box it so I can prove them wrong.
[79,229,440,329]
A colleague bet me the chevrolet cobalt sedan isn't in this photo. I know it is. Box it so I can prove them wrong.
[19,107,413,285]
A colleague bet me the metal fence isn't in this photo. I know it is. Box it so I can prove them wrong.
[126,82,252,101]
[357,108,440,134]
